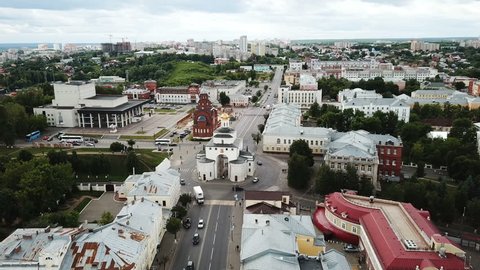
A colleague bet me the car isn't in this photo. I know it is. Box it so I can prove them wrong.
[56,132,65,139]
[47,136,54,142]
[185,261,195,270]
[172,131,177,135]
[85,137,99,143]
[169,133,175,137]
[180,178,186,185]
[252,177,259,183]
[85,142,95,147]
[183,217,192,229]
[179,134,187,139]
[343,244,360,252]
[72,142,81,146]
[192,233,200,245]
[42,135,49,140]
[257,160,263,165]
[197,219,204,229]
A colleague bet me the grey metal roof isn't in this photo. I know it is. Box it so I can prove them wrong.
[344,97,409,107]
[320,249,351,270]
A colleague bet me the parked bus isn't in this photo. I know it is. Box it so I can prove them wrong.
[155,138,171,145]
[25,130,41,142]
[60,135,84,143]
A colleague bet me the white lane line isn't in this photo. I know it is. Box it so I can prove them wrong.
[198,205,214,268]
[215,222,218,232]
[208,262,212,270]
[210,248,214,260]
[213,233,216,245]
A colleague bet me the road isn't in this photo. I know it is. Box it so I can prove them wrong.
[171,203,232,270]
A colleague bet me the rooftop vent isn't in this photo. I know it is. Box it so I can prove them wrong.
[266,220,270,226]
[404,239,418,250]
[300,130,304,135]
[369,196,375,203]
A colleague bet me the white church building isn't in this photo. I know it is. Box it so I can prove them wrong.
[196,113,256,182]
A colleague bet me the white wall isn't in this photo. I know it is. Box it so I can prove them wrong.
[82,95,128,108]
[34,107,78,127]
[52,83,96,107]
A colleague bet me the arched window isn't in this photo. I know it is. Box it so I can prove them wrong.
[277,138,281,144]
[197,115,206,122]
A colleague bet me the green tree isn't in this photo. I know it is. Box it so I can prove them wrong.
[99,211,114,225]
[257,124,265,133]
[17,149,33,162]
[287,153,311,189]
[171,205,187,219]
[125,151,138,173]
[219,92,230,106]
[110,142,125,153]
[178,193,192,207]
[308,102,321,118]
[251,96,259,103]
[127,139,136,150]
[289,139,314,167]
[47,150,69,165]
[255,90,262,97]
[466,198,480,228]
[251,132,262,145]
[454,81,466,90]
[263,85,268,91]
[449,118,476,144]
[166,217,182,239]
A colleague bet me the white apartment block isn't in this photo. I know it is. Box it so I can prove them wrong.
[333,41,353,48]
[410,40,440,52]
[342,97,411,122]
[338,88,382,102]
[277,85,322,110]
[341,66,436,82]
[289,59,303,71]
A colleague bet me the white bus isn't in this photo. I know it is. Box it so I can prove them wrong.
[60,135,84,143]
[155,138,171,145]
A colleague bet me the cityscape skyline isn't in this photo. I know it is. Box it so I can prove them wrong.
[0,0,479,43]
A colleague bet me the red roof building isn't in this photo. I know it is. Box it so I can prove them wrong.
[313,192,467,270]
[192,93,218,139]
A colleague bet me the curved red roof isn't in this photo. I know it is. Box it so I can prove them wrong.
[312,207,359,244]
[313,192,466,270]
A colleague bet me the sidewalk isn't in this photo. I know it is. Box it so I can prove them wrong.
[226,197,244,270]
[152,229,185,270]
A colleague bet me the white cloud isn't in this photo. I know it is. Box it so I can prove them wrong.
[0,0,479,43]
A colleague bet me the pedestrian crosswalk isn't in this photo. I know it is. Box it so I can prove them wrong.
[204,200,235,206]
[177,167,196,173]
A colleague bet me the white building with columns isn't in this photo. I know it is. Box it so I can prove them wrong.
[33,81,148,128]
[196,114,256,182]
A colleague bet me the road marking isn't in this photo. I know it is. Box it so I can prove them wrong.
[198,205,214,269]
[205,200,235,206]
[208,262,212,270]
[210,248,214,260]
[215,222,218,232]
[213,232,216,244]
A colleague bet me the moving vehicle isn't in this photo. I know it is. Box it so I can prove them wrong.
[257,160,263,165]
[253,177,259,183]
[197,219,204,229]
[60,135,84,144]
[185,261,194,270]
[180,178,186,185]
[25,130,41,142]
[183,217,191,229]
[344,244,360,252]
[192,233,200,245]
[155,138,171,145]
[85,137,98,143]
[193,186,204,204]
[42,135,49,140]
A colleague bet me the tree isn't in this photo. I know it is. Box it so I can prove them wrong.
[171,205,187,219]
[179,193,192,207]
[127,139,136,150]
[288,153,311,189]
[219,92,230,106]
[17,149,33,162]
[416,161,425,177]
[251,132,262,145]
[454,81,466,90]
[449,118,476,144]
[166,217,181,239]
[466,198,480,228]
[125,151,139,173]
[255,90,262,97]
[289,140,314,167]
[110,142,124,153]
[308,102,321,118]
[263,85,268,91]
[99,211,114,225]
[251,96,259,103]
[257,124,265,133]
[46,150,69,165]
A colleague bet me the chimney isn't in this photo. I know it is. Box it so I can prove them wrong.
[266,220,270,226]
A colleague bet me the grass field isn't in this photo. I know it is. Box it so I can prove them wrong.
[163,61,214,86]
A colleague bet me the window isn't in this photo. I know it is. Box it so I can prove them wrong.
[288,139,291,144]
[386,159,390,165]
[380,148,384,154]
[387,149,391,155]
[368,165,372,171]
[380,159,383,165]
[341,223,346,229]
[352,227,357,233]
[330,163,335,168]
[392,160,396,166]
[277,138,281,144]
[361,165,365,171]
[393,149,397,155]
[337,163,342,169]
[162,201,166,206]
[315,141,318,146]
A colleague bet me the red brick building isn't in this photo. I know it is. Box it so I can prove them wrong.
[123,88,151,100]
[144,80,157,94]
[192,93,218,139]
[376,139,403,178]
[188,83,200,103]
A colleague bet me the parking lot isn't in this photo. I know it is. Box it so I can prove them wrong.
[79,192,124,223]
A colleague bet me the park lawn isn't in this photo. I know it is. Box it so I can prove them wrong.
[163,61,214,86]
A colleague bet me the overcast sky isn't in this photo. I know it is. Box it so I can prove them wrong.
[0,0,479,43]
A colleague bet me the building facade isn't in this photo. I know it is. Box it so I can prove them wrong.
[196,115,255,182]
[341,97,411,122]
[277,85,323,110]
[155,84,200,104]
[123,88,151,100]
[313,192,466,270]
[33,81,147,128]
[192,93,219,139]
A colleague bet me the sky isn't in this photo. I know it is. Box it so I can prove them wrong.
[0,0,479,43]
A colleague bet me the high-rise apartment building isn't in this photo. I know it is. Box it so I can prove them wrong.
[239,35,247,53]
